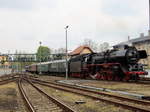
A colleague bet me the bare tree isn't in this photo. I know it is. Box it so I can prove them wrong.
[80,38,98,52]
[57,48,66,53]
[98,42,109,52]
[52,48,66,54]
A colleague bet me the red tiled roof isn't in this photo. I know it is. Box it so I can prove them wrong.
[69,45,93,56]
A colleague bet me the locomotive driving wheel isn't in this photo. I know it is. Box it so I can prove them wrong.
[114,76,121,81]
[94,72,101,79]
[101,73,107,80]
[131,74,139,82]
[123,75,131,82]
[106,69,114,81]
[100,71,110,80]
[107,74,114,81]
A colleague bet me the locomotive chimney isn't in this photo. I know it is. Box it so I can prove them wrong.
[140,33,144,38]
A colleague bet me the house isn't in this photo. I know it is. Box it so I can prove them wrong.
[0,55,10,68]
[69,46,93,56]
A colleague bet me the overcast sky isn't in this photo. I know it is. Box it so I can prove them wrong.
[0,0,149,53]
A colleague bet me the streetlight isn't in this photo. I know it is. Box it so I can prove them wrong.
[65,25,69,80]
[39,41,42,74]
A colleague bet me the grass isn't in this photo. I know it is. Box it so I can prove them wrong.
[0,82,17,89]
[0,82,26,112]
[0,83,19,112]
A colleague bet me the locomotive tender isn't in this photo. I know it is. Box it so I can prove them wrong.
[26,45,148,81]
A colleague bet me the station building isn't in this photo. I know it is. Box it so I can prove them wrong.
[114,30,150,68]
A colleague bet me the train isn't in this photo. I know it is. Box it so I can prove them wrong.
[26,45,148,81]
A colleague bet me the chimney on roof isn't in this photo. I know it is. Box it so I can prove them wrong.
[140,33,144,38]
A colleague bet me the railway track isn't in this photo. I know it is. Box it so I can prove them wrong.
[17,78,35,112]
[0,74,18,79]
[26,77,150,112]
[0,77,18,85]
[25,77,150,102]
[18,77,76,112]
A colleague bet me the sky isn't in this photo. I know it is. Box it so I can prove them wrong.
[0,0,149,53]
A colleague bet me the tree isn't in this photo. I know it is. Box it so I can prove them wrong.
[80,38,98,52]
[0,57,5,65]
[98,42,109,52]
[36,46,51,62]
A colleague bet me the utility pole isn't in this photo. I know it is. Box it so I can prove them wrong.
[65,26,69,80]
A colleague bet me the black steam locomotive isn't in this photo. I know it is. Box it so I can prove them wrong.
[81,45,148,81]
[26,45,148,81]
